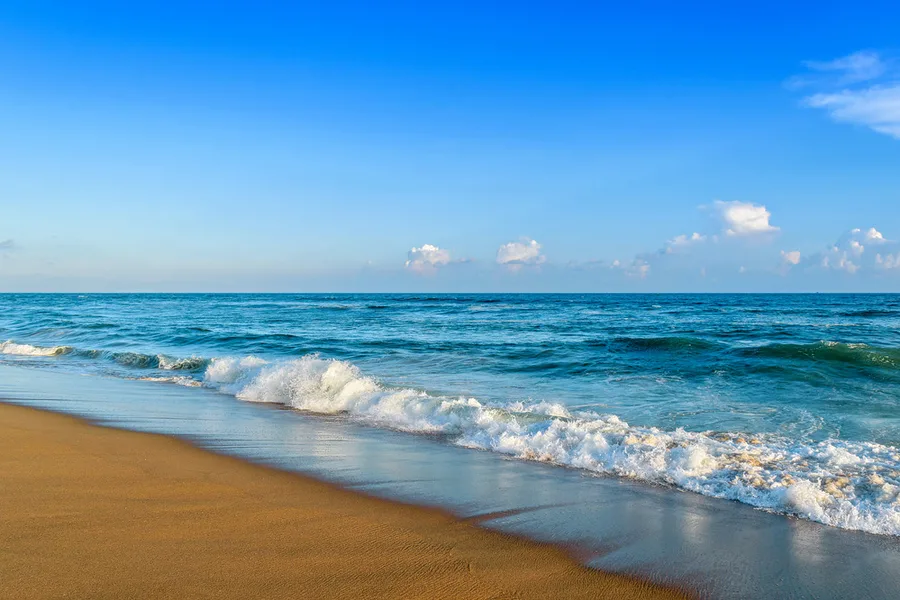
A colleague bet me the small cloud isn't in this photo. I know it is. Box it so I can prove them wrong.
[612,257,650,278]
[876,253,900,269]
[665,232,706,253]
[781,250,801,265]
[739,266,747,274]
[405,244,451,275]
[496,238,545,271]
[713,200,779,236]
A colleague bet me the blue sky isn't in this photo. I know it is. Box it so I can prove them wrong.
[1,1,899,291]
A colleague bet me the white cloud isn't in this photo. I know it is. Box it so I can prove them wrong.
[794,51,900,139]
[806,85,900,139]
[665,232,706,253]
[496,239,545,271]
[876,253,900,269]
[713,200,779,236]
[610,257,650,278]
[628,259,650,278]
[807,227,893,274]
[405,244,451,274]
[781,250,801,265]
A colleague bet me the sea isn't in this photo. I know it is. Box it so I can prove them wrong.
[3,293,900,597]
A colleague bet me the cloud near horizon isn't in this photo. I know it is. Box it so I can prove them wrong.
[789,227,897,275]
[405,244,452,274]
[794,51,900,139]
[496,239,545,271]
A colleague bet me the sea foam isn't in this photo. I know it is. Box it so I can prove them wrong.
[200,353,900,536]
[0,340,72,356]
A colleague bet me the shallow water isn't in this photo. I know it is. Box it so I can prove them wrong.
[2,293,900,536]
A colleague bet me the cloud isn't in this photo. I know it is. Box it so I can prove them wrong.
[876,252,900,269]
[781,250,801,265]
[793,51,900,139]
[405,244,451,274]
[610,257,650,278]
[496,239,545,271]
[665,232,706,253]
[806,85,900,139]
[802,51,887,85]
[713,200,779,236]
[612,200,777,280]
[804,227,893,274]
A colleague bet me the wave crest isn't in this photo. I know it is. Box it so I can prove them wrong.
[199,353,900,536]
[738,341,900,369]
[0,340,73,356]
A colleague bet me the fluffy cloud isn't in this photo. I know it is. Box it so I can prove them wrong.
[496,239,545,271]
[714,200,779,236]
[405,244,451,274]
[794,51,900,139]
[781,250,801,265]
[803,227,893,274]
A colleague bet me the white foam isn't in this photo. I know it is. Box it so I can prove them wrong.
[137,376,203,387]
[201,353,900,537]
[0,340,72,356]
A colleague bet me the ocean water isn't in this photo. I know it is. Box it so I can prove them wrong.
[3,293,900,537]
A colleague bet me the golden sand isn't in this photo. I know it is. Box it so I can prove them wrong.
[0,403,685,599]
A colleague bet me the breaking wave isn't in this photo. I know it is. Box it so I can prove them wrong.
[0,340,73,356]
[202,353,900,536]
[0,341,207,371]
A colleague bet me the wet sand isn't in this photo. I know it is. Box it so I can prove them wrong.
[0,402,685,599]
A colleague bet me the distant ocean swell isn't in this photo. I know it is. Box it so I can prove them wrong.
[4,337,900,536]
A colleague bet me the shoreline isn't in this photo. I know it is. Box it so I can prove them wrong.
[0,401,687,599]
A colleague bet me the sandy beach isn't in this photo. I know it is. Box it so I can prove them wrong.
[0,402,684,599]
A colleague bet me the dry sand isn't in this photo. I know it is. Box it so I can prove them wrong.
[0,402,686,599]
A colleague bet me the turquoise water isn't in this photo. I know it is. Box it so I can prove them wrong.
[3,293,900,535]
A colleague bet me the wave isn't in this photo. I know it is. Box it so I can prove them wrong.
[200,353,900,536]
[0,340,73,356]
[104,351,208,371]
[607,336,722,352]
[7,336,900,535]
[0,341,207,371]
[840,309,897,318]
[737,341,900,370]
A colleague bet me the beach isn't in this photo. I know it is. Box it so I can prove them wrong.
[4,294,900,599]
[0,402,683,599]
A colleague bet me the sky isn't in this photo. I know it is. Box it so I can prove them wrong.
[1,1,899,292]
